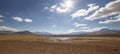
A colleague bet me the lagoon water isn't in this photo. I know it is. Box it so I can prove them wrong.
[49,37,72,41]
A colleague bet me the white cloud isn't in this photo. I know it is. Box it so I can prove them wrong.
[24,19,32,23]
[72,3,99,18]
[51,5,57,9]
[68,27,108,33]
[12,17,32,23]
[0,15,4,22]
[0,19,4,22]
[99,14,120,24]
[49,5,57,12]
[68,29,76,33]
[0,15,4,18]
[12,17,23,22]
[85,0,120,20]
[80,27,108,32]
[0,26,18,32]
[81,27,90,29]
[47,0,74,13]
[72,9,88,18]
[73,22,87,27]
[87,3,99,12]
[52,25,56,27]
[44,7,49,10]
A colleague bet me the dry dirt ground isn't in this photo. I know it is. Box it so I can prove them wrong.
[0,36,120,54]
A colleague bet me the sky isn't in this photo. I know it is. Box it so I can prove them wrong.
[0,0,120,34]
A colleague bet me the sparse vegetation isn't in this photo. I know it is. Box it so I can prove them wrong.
[0,34,120,54]
[0,35,52,42]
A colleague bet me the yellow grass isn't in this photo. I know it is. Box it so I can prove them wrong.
[0,35,52,42]
[0,34,120,54]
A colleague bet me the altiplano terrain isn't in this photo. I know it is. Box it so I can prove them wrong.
[0,35,120,54]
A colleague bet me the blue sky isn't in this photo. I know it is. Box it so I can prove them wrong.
[0,0,120,34]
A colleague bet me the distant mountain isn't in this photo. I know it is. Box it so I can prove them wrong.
[70,32,88,35]
[89,28,120,35]
[0,30,52,35]
[0,31,34,35]
[51,28,120,37]
[34,31,52,35]
[13,31,33,35]
[70,28,120,35]
[0,31,14,35]
[84,31,120,37]
[95,28,119,33]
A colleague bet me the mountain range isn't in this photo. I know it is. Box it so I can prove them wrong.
[0,28,120,37]
[0,30,51,35]
[70,28,120,35]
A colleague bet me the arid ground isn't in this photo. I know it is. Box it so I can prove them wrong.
[0,35,120,54]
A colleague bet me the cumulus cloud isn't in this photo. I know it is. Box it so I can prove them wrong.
[12,17,23,22]
[12,17,32,23]
[48,5,57,12]
[99,14,120,24]
[68,27,108,33]
[0,15,3,18]
[46,0,74,13]
[80,27,108,32]
[0,26,18,32]
[24,19,32,23]
[85,0,120,20]
[73,22,87,27]
[72,9,88,18]
[72,3,99,18]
